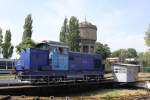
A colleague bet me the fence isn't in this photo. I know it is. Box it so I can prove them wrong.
[0,59,16,74]
[140,66,150,72]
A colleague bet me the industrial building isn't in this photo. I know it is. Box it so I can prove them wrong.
[79,21,97,53]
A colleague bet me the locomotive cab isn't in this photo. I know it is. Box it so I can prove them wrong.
[36,41,69,71]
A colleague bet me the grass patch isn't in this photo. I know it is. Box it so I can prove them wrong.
[91,89,148,98]
[138,72,150,81]
[0,74,15,78]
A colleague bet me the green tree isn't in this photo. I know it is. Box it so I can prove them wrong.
[141,52,150,65]
[16,14,35,53]
[111,48,137,58]
[59,16,80,51]
[119,49,128,61]
[138,52,145,66]
[16,37,35,53]
[60,17,68,43]
[126,48,137,58]
[111,48,137,63]
[138,51,150,72]
[95,42,111,59]
[145,24,150,47]
[111,49,127,61]
[2,30,13,58]
[67,16,80,51]
[22,14,32,40]
[111,49,122,57]
[0,28,3,46]
[0,28,3,58]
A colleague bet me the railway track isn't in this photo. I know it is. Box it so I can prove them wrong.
[0,79,126,96]
[0,77,149,97]
[1,95,150,100]
[0,78,114,87]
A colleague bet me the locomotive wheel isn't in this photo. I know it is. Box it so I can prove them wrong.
[52,78,56,82]
[84,76,89,81]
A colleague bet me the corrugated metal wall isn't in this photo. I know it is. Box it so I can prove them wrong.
[50,48,69,70]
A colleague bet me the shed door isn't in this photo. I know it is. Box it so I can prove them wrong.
[127,67,136,82]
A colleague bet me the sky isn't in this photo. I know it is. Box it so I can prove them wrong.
[0,0,150,58]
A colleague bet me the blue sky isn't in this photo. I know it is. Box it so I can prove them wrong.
[0,0,150,57]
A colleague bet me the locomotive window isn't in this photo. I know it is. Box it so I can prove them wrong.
[64,48,68,54]
[69,56,74,61]
[94,59,101,68]
[58,47,63,54]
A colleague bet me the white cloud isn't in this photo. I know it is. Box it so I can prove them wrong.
[32,0,87,43]
[99,32,148,52]
[0,18,23,45]
[0,0,148,59]
[94,9,148,52]
[0,19,14,32]
[96,10,125,36]
[29,1,149,53]
[44,0,86,17]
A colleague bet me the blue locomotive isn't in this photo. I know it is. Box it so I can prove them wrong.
[16,41,104,82]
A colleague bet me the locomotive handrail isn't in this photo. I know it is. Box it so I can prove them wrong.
[18,74,65,85]
[18,74,105,86]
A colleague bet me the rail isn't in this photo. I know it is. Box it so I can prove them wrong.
[15,74,110,86]
[0,74,115,89]
[2,94,150,100]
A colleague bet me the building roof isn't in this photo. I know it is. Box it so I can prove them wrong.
[113,63,140,67]
[107,57,119,60]
[79,21,97,30]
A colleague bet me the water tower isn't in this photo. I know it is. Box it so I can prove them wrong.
[79,21,97,53]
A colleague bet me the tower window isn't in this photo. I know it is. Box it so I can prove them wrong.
[83,46,89,53]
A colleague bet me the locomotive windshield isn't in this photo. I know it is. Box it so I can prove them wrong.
[94,59,101,68]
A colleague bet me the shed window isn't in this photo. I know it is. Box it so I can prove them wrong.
[114,68,126,73]
[114,68,119,73]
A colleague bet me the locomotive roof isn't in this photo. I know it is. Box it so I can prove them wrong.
[69,51,102,58]
[36,40,69,48]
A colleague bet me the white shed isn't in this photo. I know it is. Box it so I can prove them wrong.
[112,63,139,82]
